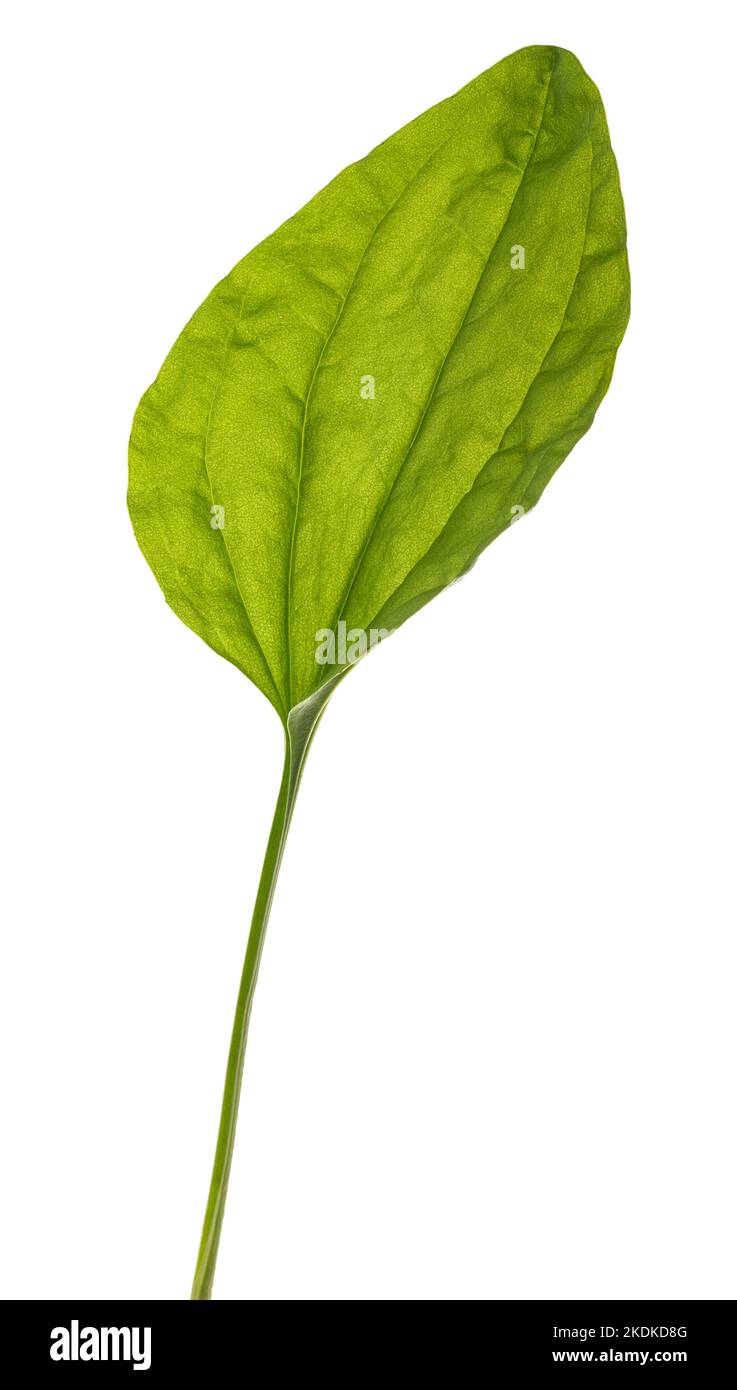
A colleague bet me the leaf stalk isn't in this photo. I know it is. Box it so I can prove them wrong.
[190,687,330,1299]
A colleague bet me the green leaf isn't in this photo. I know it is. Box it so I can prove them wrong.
[129,43,629,722]
[128,44,629,1299]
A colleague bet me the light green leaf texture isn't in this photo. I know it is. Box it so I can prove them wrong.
[129,44,629,725]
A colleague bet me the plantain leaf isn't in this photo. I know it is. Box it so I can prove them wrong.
[130,43,628,721]
[128,44,629,1299]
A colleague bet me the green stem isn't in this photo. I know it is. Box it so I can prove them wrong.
[190,688,330,1300]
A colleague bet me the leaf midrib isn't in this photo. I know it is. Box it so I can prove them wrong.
[282,123,466,709]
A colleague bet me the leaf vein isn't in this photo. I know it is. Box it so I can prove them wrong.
[329,53,558,637]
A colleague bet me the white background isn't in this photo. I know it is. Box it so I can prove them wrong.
[1,0,735,1301]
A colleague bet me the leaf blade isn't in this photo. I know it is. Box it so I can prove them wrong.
[129,45,629,715]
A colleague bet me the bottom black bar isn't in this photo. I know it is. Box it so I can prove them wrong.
[1,1299,733,1378]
